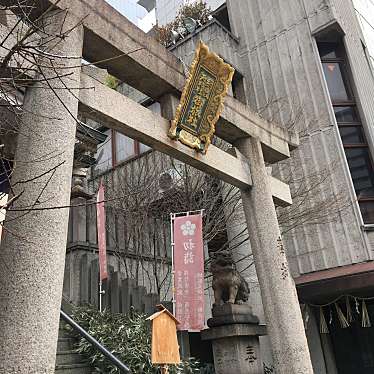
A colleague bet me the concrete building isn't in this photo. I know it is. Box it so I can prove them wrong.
[82,0,374,372]
[1,0,374,372]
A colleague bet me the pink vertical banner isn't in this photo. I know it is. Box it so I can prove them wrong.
[96,180,108,281]
[174,214,204,331]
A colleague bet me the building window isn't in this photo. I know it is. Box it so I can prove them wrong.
[95,130,151,174]
[318,41,374,224]
[322,62,351,101]
[232,71,246,104]
[113,131,136,164]
[94,102,158,174]
[111,130,150,167]
[95,129,113,173]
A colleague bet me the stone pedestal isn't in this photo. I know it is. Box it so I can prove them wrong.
[202,304,266,374]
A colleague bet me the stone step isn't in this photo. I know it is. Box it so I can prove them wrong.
[56,350,85,365]
[55,363,93,374]
[58,337,76,351]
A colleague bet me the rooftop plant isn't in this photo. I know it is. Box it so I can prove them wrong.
[155,1,212,47]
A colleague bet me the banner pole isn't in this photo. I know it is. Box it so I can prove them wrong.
[99,280,103,312]
[96,179,108,312]
[170,213,176,316]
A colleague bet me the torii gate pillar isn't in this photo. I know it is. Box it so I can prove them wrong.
[236,136,314,373]
[0,10,83,373]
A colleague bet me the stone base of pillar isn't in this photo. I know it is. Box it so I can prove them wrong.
[202,305,266,374]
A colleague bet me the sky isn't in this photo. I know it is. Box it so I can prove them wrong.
[105,0,156,31]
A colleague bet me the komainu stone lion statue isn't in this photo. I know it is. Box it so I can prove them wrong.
[210,251,250,306]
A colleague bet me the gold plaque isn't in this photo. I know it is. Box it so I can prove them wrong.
[169,41,235,153]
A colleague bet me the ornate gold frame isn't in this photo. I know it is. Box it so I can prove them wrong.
[168,41,235,153]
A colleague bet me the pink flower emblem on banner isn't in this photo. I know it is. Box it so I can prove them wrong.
[181,220,196,236]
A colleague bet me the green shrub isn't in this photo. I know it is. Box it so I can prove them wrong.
[69,305,214,374]
[105,74,119,90]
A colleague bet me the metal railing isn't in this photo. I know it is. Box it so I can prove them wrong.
[60,309,131,373]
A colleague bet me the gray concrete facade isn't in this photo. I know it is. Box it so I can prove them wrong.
[227,0,374,274]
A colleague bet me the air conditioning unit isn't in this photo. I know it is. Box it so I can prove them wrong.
[158,164,184,193]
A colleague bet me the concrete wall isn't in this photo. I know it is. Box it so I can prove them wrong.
[227,0,374,276]
[170,19,242,79]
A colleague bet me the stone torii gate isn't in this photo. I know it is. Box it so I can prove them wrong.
[0,1,313,373]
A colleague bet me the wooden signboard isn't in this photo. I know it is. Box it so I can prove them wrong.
[147,304,181,366]
[168,41,234,153]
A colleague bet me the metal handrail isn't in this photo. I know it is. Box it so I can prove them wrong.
[60,309,131,373]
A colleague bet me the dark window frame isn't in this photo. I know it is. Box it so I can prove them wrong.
[318,41,374,223]
[343,144,368,148]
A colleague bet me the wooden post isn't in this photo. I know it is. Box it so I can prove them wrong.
[161,364,169,374]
